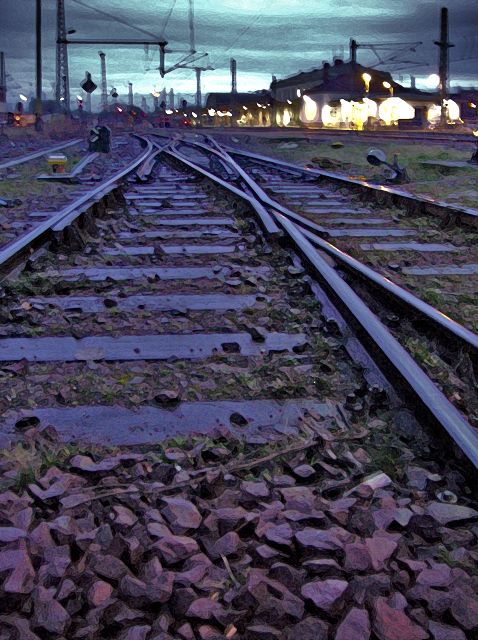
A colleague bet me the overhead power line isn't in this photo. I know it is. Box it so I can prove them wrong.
[70,0,161,40]
[160,0,178,39]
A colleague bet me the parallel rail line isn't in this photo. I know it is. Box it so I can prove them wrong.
[0,133,477,475]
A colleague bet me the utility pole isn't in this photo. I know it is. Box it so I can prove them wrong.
[230,58,237,94]
[56,0,70,112]
[35,0,42,124]
[169,88,174,109]
[195,68,202,109]
[0,53,6,103]
[98,51,108,111]
[128,82,133,106]
[230,58,237,127]
[350,38,358,64]
[434,7,454,127]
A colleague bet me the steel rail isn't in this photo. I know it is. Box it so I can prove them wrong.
[0,137,154,273]
[210,128,478,146]
[286,220,478,351]
[0,138,83,170]
[215,143,478,349]
[223,145,478,224]
[274,210,478,469]
[136,139,173,182]
[169,136,478,469]
[149,139,280,237]
[165,136,478,351]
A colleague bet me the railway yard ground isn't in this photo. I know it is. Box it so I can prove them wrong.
[0,127,478,639]
[213,129,478,209]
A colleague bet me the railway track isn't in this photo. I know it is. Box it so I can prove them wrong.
[2,134,478,639]
[0,138,83,170]
[0,131,476,460]
[0,135,147,252]
[211,127,478,147]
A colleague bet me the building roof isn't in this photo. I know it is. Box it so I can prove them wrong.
[205,91,270,108]
[301,67,438,102]
[271,61,392,90]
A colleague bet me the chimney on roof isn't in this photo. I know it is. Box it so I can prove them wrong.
[410,75,416,89]
[322,62,330,83]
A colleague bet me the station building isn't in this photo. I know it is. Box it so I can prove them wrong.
[270,59,448,129]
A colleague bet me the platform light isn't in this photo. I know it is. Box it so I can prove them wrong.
[426,73,440,88]
[469,102,477,109]
[379,97,415,125]
[242,105,248,110]
[286,99,292,105]
[363,97,378,118]
[192,111,197,118]
[382,81,393,97]
[76,95,83,101]
[362,73,372,93]
[427,99,460,124]
[296,89,301,97]
[19,94,28,102]
[207,108,216,116]
[256,102,262,107]
[302,95,318,122]
[321,104,341,127]
[165,109,173,114]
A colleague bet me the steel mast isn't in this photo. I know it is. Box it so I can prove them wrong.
[56,0,70,111]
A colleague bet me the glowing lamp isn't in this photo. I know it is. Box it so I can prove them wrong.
[427,99,460,124]
[301,95,318,122]
[362,73,372,93]
[378,97,414,125]
[426,74,440,88]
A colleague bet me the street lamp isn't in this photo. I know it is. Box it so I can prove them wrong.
[383,81,394,97]
[362,72,372,95]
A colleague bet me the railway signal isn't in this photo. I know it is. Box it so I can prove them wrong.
[81,72,97,94]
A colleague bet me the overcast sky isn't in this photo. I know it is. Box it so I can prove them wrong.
[1,0,478,106]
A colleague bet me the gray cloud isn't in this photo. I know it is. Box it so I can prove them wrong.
[1,0,477,103]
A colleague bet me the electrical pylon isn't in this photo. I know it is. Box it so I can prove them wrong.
[56,0,70,111]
